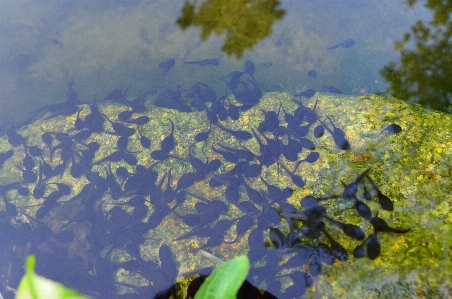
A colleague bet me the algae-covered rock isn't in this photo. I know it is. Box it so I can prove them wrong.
[0,92,450,298]
[299,94,452,298]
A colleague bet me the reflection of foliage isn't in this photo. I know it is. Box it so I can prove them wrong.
[177,0,285,58]
[381,0,452,112]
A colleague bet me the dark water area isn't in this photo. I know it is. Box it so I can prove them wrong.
[1,1,451,299]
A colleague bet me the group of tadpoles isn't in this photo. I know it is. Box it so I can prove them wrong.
[0,59,409,299]
[284,167,409,259]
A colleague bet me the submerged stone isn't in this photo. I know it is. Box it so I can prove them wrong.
[0,92,450,298]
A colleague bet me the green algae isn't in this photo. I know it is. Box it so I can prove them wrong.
[296,94,452,298]
[0,92,451,298]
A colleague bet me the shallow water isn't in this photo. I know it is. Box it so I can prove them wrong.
[0,1,450,299]
[0,0,432,125]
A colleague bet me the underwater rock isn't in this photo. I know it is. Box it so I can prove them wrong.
[0,81,449,298]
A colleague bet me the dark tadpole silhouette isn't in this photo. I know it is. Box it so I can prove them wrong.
[226,161,249,175]
[365,174,394,211]
[211,145,239,163]
[158,244,178,286]
[225,215,254,244]
[73,106,85,130]
[257,108,280,134]
[40,102,79,121]
[160,119,176,153]
[268,227,301,250]
[313,124,325,138]
[341,167,371,199]
[240,179,264,205]
[182,58,218,66]
[194,124,212,142]
[254,128,281,160]
[117,110,134,122]
[281,139,300,162]
[293,89,316,99]
[174,226,216,242]
[363,185,373,200]
[226,98,240,120]
[326,38,355,50]
[41,132,53,153]
[137,125,151,149]
[103,85,130,104]
[154,86,191,113]
[321,85,343,94]
[204,107,218,125]
[341,180,372,220]
[187,143,205,170]
[250,128,275,166]
[123,115,150,125]
[94,150,125,165]
[300,196,319,208]
[375,124,402,138]
[354,229,381,260]
[365,233,380,260]
[294,152,320,172]
[308,70,317,77]
[7,129,25,146]
[159,58,175,74]
[215,123,252,140]
[244,163,263,178]
[190,82,217,104]
[324,216,365,240]
[280,162,305,187]
[244,60,256,76]
[370,215,410,233]
[225,71,262,106]
[321,229,349,261]
[82,101,105,132]
[218,143,254,161]
[15,164,37,183]
[127,95,147,112]
[319,115,350,150]
[102,114,135,137]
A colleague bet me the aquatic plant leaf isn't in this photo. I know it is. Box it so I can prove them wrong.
[16,255,86,299]
[194,255,249,299]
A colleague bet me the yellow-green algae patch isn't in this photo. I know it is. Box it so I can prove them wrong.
[0,92,451,297]
[298,94,452,298]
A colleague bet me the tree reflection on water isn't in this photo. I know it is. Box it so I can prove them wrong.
[381,0,452,113]
[177,0,286,58]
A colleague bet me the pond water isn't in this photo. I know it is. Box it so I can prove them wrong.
[0,1,450,299]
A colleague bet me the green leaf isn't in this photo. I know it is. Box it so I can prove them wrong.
[16,255,87,299]
[195,255,249,299]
